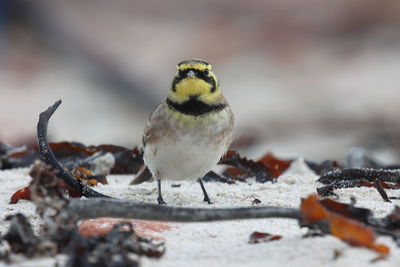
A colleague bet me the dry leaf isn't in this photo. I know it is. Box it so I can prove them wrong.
[300,194,389,254]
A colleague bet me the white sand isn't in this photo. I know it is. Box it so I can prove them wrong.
[1,159,400,267]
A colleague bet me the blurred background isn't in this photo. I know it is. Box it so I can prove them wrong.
[1,0,400,162]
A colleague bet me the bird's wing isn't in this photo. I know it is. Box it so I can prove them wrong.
[129,164,154,185]
[142,103,165,147]
[130,103,165,185]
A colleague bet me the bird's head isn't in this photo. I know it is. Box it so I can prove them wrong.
[168,59,221,105]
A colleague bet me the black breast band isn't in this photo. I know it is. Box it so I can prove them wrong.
[166,98,226,116]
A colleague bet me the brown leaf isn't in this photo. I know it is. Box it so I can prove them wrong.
[220,151,270,182]
[328,212,389,254]
[300,194,328,223]
[9,187,31,204]
[300,195,389,254]
[320,198,371,224]
[248,231,282,244]
[220,151,292,183]
[258,152,292,177]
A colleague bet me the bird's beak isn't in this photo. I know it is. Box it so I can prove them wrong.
[187,70,196,79]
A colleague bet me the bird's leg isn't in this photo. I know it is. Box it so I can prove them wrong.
[198,178,212,204]
[157,179,167,205]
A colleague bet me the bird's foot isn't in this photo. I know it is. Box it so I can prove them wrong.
[203,196,213,205]
[157,196,167,205]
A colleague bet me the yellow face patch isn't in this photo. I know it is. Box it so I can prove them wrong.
[169,77,220,104]
[169,59,221,105]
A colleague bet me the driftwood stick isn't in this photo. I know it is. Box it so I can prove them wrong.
[37,100,110,198]
[68,198,301,222]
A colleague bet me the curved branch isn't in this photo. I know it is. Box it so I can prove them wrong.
[37,100,110,198]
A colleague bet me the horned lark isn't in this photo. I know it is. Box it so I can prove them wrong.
[130,59,235,204]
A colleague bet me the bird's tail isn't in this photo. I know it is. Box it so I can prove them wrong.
[129,165,154,185]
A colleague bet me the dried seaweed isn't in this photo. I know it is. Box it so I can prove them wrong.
[3,214,38,257]
[1,162,165,266]
[317,168,400,201]
[10,163,110,204]
[101,145,143,174]
[64,222,164,267]
[0,141,143,175]
[219,151,291,183]
[306,160,342,176]
[2,215,165,266]
[318,168,400,184]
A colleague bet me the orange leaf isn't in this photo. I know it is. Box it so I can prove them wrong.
[300,194,328,223]
[248,231,282,244]
[300,194,389,254]
[74,167,94,177]
[328,213,389,254]
[258,153,291,177]
[86,179,98,186]
[9,187,31,204]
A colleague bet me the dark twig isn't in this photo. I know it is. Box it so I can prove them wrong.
[317,179,397,202]
[67,198,302,222]
[318,168,400,184]
[374,179,391,203]
[317,168,400,201]
[37,100,110,198]
[317,180,362,197]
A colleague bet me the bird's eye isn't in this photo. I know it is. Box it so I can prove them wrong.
[204,69,209,75]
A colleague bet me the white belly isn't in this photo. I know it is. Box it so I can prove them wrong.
[145,134,225,180]
[144,108,234,181]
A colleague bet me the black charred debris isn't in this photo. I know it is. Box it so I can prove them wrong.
[1,162,165,266]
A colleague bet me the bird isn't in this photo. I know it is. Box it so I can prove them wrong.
[130,59,235,205]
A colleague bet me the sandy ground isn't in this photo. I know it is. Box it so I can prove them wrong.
[1,159,400,267]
